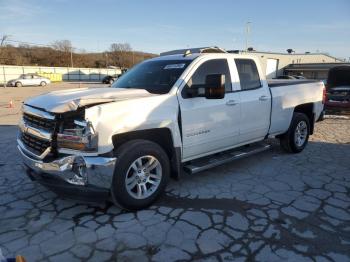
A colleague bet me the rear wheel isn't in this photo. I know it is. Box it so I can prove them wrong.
[108,79,114,85]
[280,112,310,153]
[111,139,170,210]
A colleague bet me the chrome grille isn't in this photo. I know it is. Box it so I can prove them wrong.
[18,105,56,159]
[21,132,51,156]
[23,113,56,132]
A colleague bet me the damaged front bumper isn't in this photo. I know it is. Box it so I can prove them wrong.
[18,144,116,202]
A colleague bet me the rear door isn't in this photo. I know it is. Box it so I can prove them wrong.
[235,59,271,143]
[178,58,241,161]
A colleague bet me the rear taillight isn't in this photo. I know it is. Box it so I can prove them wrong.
[322,87,326,104]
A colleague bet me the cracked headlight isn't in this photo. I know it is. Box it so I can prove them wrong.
[57,120,98,152]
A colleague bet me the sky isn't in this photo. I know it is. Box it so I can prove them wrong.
[0,0,349,59]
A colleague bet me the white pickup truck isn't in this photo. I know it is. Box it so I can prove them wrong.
[18,47,325,210]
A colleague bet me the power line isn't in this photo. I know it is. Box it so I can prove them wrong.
[5,39,55,48]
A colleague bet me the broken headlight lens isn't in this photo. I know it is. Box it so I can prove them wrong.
[57,120,98,152]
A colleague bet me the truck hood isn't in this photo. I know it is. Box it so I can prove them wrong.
[24,87,155,113]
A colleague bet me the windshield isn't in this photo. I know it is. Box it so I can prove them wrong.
[112,59,192,94]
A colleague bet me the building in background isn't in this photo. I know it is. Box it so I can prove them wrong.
[283,63,350,80]
[230,50,345,79]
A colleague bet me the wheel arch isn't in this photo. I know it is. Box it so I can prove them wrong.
[294,103,315,134]
[112,128,182,179]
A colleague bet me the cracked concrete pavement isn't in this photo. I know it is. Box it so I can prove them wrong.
[0,118,349,261]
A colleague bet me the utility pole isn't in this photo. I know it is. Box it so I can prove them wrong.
[70,47,74,68]
[105,52,108,68]
[245,22,251,51]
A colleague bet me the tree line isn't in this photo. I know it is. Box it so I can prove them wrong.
[0,39,156,69]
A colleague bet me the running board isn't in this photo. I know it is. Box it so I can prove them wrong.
[183,142,271,175]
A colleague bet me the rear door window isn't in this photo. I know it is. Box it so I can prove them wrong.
[235,59,261,90]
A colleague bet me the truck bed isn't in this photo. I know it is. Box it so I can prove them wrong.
[268,80,324,136]
[268,79,319,87]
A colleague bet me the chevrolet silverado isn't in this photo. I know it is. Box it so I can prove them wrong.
[17,47,325,210]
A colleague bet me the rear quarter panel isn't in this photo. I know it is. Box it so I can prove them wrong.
[269,81,324,135]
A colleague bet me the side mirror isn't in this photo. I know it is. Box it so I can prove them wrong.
[205,74,225,99]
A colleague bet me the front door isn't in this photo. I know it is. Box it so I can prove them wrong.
[178,58,241,161]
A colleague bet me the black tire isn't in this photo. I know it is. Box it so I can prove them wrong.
[111,139,170,210]
[40,81,47,86]
[15,82,22,87]
[280,112,310,153]
[108,79,114,85]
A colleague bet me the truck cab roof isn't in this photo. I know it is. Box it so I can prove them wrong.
[150,53,200,62]
[152,47,260,63]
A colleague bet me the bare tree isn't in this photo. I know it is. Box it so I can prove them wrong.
[52,40,72,52]
[52,40,74,67]
[1,35,10,46]
[0,35,11,59]
[110,43,132,68]
[0,42,155,68]
[0,35,12,87]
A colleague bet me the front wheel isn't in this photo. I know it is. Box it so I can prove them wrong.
[111,139,170,210]
[280,112,310,153]
[40,81,47,86]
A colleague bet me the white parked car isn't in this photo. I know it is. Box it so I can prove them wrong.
[7,73,51,87]
[17,47,325,210]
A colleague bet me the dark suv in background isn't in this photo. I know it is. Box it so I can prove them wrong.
[102,75,119,84]
[325,66,350,114]
[102,69,128,85]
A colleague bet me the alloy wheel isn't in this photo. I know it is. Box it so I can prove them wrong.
[124,155,162,199]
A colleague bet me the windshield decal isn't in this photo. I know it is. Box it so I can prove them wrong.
[164,63,186,70]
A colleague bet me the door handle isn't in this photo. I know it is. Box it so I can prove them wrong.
[226,100,239,106]
[259,95,269,101]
